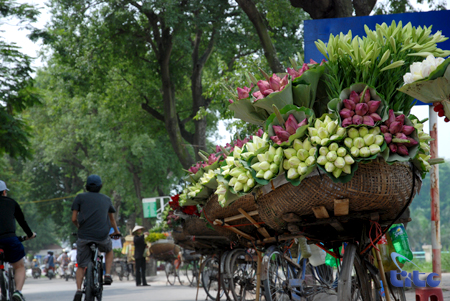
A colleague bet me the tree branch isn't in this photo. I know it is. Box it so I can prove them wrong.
[353,0,377,16]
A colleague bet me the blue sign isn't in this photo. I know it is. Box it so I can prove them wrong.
[304,10,450,106]
[389,252,440,288]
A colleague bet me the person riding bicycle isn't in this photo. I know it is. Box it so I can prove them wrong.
[0,180,36,301]
[68,243,77,275]
[71,175,120,301]
[57,249,70,274]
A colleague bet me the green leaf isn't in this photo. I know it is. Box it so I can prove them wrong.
[292,65,325,109]
[228,98,269,126]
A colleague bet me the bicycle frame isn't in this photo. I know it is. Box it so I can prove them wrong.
[82,243,103,300]
[0,251,14,301]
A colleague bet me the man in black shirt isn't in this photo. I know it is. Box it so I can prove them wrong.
[133,225,149,286]
[0,180,36,301]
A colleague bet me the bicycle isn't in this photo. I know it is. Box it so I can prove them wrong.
[164,252,183,286]
[201,254,226,300]
[182,250,201,287]
[113,259,134,281]
[0,235,32,301]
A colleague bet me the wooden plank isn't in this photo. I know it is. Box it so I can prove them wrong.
[282,212,301,222]
[224,210,259,223]
[312,206,329,219]
[334,199,349,216]
[213,219,255,241]
[330,220,345,232]
[237,208,270,238]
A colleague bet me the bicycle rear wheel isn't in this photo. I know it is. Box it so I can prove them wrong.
[263,250,291,301]
[0,270,8,300]
[185,262,195,286]
[96,261,103,300]
[165,261,177,286]
[201,256,225,301]
[85,262,95,301]
[230,249,259,301]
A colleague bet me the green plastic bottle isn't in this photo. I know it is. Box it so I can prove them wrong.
[388,224,413,264]
[325,246,342,267]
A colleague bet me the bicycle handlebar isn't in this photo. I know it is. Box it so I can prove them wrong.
[71,232,122,239]
[18,233,37,242]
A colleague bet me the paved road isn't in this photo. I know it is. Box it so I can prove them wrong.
[22,273,210,301]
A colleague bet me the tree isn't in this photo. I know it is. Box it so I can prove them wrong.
[0,0,40,159]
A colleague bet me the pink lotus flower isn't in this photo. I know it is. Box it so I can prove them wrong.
[395,114,405,126]
[215,145,221,153]
[343,99,356,110]
[237,86,251,100]
[397,144,409,156]
[368,101,381,114]
[355,103,369,116]
[395,133,408,140]
[389,121,402,134]
[363,116,374,126]
[254,74,289,100]
[384,133,392,144]
[360,89,371,103]
[380,125,389,133]
[386,110,396,127]
[342,117,353,127]
[404,137,418,147]
[288,63,310,80]
[309,59,318,64]
[353,115,363,125]
[389,143,398,153]
[402,125,415,135]
[273,125,290,141]
[252,91,263,101]
[285,114,299,135]
[349,91,359,103]
[228,99,234,104]
[370,113,382,122]
[297,118,307,127]
[340,108,355,119]
[208,153,219,165]
[255,129,264,137]
[270,136,281,144]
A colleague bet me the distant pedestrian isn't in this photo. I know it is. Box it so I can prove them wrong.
[133,225,149,287]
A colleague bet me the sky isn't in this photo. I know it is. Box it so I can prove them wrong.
[1,1,449,159]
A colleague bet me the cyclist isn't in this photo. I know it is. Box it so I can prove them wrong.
[57,249,70,276]
[68,243,77,275]
[71,175,120,301]
[0,180,36,301]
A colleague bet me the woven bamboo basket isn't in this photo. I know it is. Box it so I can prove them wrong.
[256,159,422,232]
[171,227,195,250]
[150,239,180,261]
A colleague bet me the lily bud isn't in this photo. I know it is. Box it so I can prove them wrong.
[308,127,318,137]
[380,125,389,133]
[351,147,360,157]
[389,121,402,134]
[420,142,430,152]
[302,139,312,151]
[374,135,384,146]
[287,168,299,180]
[318,127,329,139]
[319,147,329,156]
[305,156,316,166]
[369,144,381,155]
[352,115,363,125]
[343,99,356,110]
[402,125,415,135]
[264,170,274,180]
[337,147,347,157]
[367,101,381,114]
[344,138,353,148]
[360,147,371,157]
[389,143,397,153]
[283,148,296,159]
[270,163,279,174]
[229,177,237,186]
[317,156,328,165]
[355,103,369,116]
[285,114,299,135]
[344,155,355,165]
[343,164,352,174]
[363,116,375,126]
[340,108,355,119]
[353,137,365,149]
[384,133,392,144]
[297,149,309,161]
[329,143,339,152]
[397,144,409,156]
[364,134,375,145]
[325,162,335,173]
[289,157,301,168]
[342,117,353,127]
[348,128,359,139]
[259,161,270,171]
[293,139,303,151]
[326,151,337,162]
[370,113,382,122]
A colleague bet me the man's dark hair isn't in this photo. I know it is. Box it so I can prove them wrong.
[86,184,102,193]
[0,190,4,195]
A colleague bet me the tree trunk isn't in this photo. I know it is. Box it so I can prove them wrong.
[289,0,376,19]
[236,0,284,73]
[128,161,153,230]
[111,190,122,225]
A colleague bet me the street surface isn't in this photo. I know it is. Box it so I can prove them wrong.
[22,272,209,301]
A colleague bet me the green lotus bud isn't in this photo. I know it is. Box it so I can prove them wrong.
[337,147,347,157]
[273,154,282,164]
[318,127,329,139]
[234,181,243,192]
[359,127,369,138]
[226,156,235,166]
[298,163,308,175]
[264,170,274,180]
[323,115,333,125]
[305,156,316,166]
[257,153,267,163]
[348,128,359,139]
[287,168,299,179]
[351,147,360,157]
[233,146,242,158]
[369,144,381,155]
[229,177,237,186]
[309,147,317,156]
[308,127,318,137]
[243,183,250,193]
[344,138,353,148]
[283,148,296,159]
[327,121,338,135]
[267,153,275,163]
[363,134,375,146]
[241,152,254,161]
[319,146,329,156]
[283,159,290,171]
[234,159,242,167]
[256,170,265,178]
[230,168,243,178]
[251,162,261,171]
[325,162,335,173]
[320,138,330,146]
[332,168,343,178]
[334,157,345,169]
[314,119,323,129]
[259,161,270,171]
[344,155,355,165]
[330,134,340,141]
[247,178,255,188]
[374,135,384,146]
[276,146,283,156]
[270,163,279,174]
[311,137,322,145]
[326,151,337,162]
[297,149,309,161]
[369,127,381,135]
[353,137,365,149]
[329,143,339,152]
[302,139,312,151]
[360,147,371,157]
[343,164,352,174]
[336,127,346,138]
[237,173,249,183]
[293,139,303,151]
[289,157,301,168]
[317,155,328,165]
[268,145,276,155]
[246,171,252,178]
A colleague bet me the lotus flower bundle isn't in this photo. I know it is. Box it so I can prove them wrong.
[215,183,228,206]
[182,182,205,199]
[253,74,289,101]
[308,115,346,146]
[317,142,354,178]
[252,145,283,180]
[382,110,418,156]
[282,138,316,179]
[344,126,384,159]
[228,85,253,104]
[240,133,269,160]
[270,114,308,144]
[339,89,382,127]
[220,146,256,193]
[410,118,433,172]
[198,169,217,185]
[188,162,203,174]
[220,146,244,178]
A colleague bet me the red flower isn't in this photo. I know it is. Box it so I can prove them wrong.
[169,195,180,210]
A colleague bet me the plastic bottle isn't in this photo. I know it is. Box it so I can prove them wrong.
[388,224,413,264]
[298,236,312,259]
[325,246,342,267]
[309,244,326,266]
